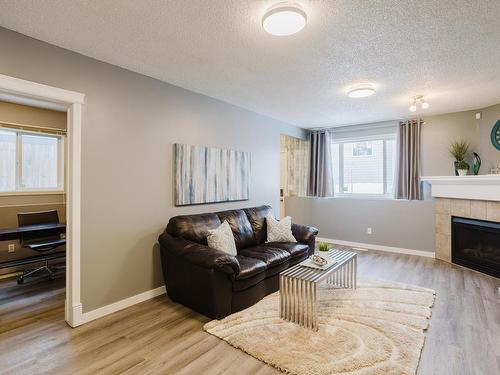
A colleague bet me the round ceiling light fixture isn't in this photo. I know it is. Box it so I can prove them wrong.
[262,3,307,36]
[347,84,376,98]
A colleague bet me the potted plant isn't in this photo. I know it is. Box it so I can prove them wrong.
[318,242,329,252]
[449,140,470,176]
[456,160,469,176]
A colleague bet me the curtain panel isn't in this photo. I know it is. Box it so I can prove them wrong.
[395,119,423,200]
[307,130,334,197]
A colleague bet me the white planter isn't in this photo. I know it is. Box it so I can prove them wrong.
[457,169,468,176]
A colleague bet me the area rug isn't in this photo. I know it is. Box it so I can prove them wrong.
[203,279,436,375]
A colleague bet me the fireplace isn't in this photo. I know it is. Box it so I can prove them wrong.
[452,216,500,278]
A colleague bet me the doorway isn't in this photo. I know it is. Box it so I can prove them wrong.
[280,134,309,218]
[0,74,84,327]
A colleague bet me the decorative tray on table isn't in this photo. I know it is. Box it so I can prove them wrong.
[300,254,337,270]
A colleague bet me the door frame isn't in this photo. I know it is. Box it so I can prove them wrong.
[0,74,85,327]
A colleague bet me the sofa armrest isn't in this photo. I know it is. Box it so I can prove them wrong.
[158,232,240,276]
[292,223,319,243]
[292,223,319,256]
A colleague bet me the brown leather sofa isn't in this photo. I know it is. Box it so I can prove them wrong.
[158,205,318,319]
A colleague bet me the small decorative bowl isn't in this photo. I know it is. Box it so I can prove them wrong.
[311,254,328,266]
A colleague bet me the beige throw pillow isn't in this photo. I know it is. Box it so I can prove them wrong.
[207,220,237,256]
[266,214,296,243]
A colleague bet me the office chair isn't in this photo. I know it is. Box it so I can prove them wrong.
[17,210,66,284]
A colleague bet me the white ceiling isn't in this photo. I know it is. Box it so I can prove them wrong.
[1,0,499,128]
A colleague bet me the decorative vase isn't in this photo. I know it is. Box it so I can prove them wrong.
[472,152,481,175]
[453,161,460,176]
[457,169,468,176]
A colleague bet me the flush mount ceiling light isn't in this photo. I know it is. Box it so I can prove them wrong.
[262,3,307,36]
[347,84,376,98]
[409,95,430,112]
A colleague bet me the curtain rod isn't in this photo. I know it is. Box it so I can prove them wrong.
[308,118,425,132]
[0,120,67,135]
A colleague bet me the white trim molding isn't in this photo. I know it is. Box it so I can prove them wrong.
[0,74,85,327]
[317,237,435,258]
[421,175,500,202]
[81,286,166,324]
[0,74,84,105]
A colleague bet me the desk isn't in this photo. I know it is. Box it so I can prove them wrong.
[0,223,66,270]
[0,223,66,242]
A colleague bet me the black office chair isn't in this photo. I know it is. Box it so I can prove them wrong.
[17,210,66,284]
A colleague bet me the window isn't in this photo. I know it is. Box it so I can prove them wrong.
[352,142,373,157]
[332,133,396,197]
[0,128,64,193]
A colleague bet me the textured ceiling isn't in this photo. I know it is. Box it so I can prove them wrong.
[1,0,499,128]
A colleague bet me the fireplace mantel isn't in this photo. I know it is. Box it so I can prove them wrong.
[421,175,500,202]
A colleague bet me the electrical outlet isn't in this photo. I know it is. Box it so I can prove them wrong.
[8,244,15,253]
[367,227,372,235]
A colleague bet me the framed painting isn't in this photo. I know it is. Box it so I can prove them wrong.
[174,143,251,206]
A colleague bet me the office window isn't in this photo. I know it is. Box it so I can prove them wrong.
[0,129,64,193]
[332,134,396,197]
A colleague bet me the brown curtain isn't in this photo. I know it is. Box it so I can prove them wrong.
[395,119,423,200]
[307,130,334,197]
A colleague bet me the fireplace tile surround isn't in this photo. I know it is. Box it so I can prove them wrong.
[434,198,500,263]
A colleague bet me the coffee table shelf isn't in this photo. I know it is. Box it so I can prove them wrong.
[279,249,357,331]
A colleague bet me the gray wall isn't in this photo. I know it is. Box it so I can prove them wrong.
[0,28,304,312]
[422,105,500,175]
[475,103,500,173]
[285,196,435,252]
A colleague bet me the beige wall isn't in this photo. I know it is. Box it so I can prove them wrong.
[0,27,304,311]
[0,101,67,271]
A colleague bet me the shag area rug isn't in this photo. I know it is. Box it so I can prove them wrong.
[204,279,436,375]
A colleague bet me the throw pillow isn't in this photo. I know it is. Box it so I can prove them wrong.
[266,214,297,243]
[207,220,237,256]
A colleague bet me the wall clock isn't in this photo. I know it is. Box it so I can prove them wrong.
[492,120,500,151]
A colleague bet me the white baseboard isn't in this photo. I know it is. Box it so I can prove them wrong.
[81,285,166,324]
[317,237,435,258]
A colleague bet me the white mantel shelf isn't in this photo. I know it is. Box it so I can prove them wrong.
[421,175,500,201]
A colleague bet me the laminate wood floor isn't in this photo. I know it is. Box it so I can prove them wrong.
[0,251,499,375]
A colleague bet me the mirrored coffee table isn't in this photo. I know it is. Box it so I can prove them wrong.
[279,249,357,331]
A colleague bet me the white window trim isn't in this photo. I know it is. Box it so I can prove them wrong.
[333,133,396,198]
[0,127,66,195]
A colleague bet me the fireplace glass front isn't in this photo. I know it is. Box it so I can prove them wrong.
[452,216,500,279]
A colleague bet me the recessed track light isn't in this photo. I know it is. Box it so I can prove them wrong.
[262,3,307,36]
[409,95,430,112]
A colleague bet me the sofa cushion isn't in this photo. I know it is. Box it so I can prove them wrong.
[207,220,237,256]
[217,209,256,249]
[238,245,290,268]
[265,261,290,278]
[266,215,296,243]
[166,213,221,245]
[266,242,309,259]
[243,205,273,244]
[235,255,267,280]
[233,255,267,291]
[289,251,309,266]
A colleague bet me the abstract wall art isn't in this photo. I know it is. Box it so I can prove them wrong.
[174,143,251,206]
